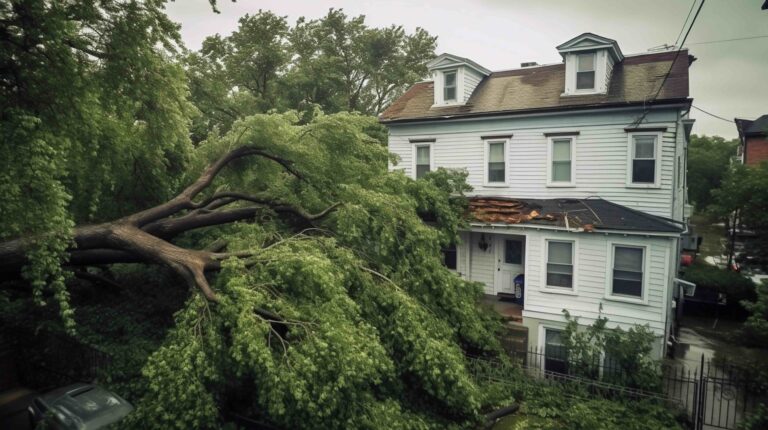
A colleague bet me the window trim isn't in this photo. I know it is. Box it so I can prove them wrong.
[538,324,568,372]
[575,52,596,91]
[546,135,577,187]
[443,69,458,102]
[604,242,649,304]
[483,138,509,186]
[541,238,578,295]
[626,131,662,188]
[412,142,434,179]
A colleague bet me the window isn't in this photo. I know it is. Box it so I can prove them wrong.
[415,145,431,179]
[546,240,574,289]
[442,243,457,270]
[611,246,644,298]
[631,135,657,184]
[443,70,457,102]
[576,53,595,90]
[487,141,506,183]
[504,240,523,264]
[544,328,568,373]
[549,137,573,184]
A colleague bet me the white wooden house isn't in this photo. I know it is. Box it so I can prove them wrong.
[380,33,697,360]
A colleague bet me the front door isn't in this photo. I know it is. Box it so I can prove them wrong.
[494,236,525,296]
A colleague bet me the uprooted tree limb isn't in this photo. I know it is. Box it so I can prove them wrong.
[0,145,340,303]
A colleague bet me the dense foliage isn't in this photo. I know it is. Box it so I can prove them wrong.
[561,310,661,391]
[186,9,436,142]
[742,281,768,347]
[681,261,756,305]
[0,0,194,328]
[687,134,738,210]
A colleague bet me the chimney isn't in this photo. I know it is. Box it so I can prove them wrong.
[521,62,538,68]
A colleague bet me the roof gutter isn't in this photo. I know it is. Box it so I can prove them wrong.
[466,222,683,238]
[379,98,693,125]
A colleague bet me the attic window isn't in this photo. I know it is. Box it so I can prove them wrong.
[443,70,457,102]
[576,53,595,90]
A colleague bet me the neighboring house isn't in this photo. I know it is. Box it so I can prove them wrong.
[380,33,696,362]
[735,115,768,166]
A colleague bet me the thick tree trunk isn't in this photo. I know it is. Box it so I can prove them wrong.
[0,145,338,301]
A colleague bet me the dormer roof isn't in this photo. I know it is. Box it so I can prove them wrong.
[556,33,624,63]
[426,53,492,76]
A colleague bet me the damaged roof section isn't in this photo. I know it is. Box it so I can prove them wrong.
[468,197,683,233]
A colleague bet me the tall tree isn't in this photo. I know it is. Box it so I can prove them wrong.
[0,0,194,325]
[687,134,738,210]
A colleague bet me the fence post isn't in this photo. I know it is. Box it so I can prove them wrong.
[695,353,706,430]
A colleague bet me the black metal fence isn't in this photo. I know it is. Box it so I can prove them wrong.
[467,347,766,430]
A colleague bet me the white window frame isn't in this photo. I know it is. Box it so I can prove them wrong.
[604,242,649,304]
[575,52,596,91]
[626,132,662,188]
[412,142,434,179]
[541,238,578,295]
[443,69,458,103]
[538,324,568,372]
[546,136,577,187]
[483,138,509,187]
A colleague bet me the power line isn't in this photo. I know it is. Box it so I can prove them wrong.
[685,34,768,46]
[631,0,706,127]
[692,105,735,123]
[674,0,698,47]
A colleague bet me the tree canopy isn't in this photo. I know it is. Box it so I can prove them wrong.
[185,9,436,142]
[687,134,738,210]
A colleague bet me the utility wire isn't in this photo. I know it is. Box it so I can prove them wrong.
[692,105,735,123]
[631,0,706,128]
[674,0,698,47]
[685,34,768,46]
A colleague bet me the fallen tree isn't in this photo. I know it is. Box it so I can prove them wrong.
[1,112,506,429]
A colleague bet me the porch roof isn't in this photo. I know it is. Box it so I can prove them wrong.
[467,197,684,233]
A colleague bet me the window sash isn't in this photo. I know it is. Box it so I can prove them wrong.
[546,241,573,288]
[578,53,595,72]
[487,142,505,183]
[544,329,568,373]
[576,54,596,90]
[612,246,644,297]
[444,71,457,101]
[415,145,430,179]
[551,138,572,183]
[631,136,657,184]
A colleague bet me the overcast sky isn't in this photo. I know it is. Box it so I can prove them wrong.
[166,0,768,138]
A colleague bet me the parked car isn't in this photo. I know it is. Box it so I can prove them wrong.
[28,383,133,430]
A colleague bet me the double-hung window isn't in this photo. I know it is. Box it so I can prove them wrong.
[548,137,574,185]
[546,240,574,289]
[629,133,659,186]
[544,328,568,373]
[486,140,506,184]
[611,245,644,298]
[415,144,431,179]
[576,53,595,90]
[443,70,457,102]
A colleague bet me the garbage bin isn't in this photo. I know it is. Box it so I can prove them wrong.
[513,274,525,306]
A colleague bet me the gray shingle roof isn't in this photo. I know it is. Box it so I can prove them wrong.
[468,197,683,233]
[381,50,693,123]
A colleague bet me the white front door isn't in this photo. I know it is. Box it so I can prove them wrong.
[494,236,525,295]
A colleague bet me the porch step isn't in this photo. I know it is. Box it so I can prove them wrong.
[500,322,529,355]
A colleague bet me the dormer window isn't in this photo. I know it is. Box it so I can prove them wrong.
[576,53,595,90]
[443,71,457,102]
[556,33,624,96]
[426,53,490,106]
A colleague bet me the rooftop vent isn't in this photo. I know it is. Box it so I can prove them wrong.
[521,62,538,67]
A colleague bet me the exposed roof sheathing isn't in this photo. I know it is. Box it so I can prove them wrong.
[467,197,683,233]
[380,50,692,123]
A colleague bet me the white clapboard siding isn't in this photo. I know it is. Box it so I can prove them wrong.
[388,107,682,219]
[461,229,672,334]
[463,68,484,101]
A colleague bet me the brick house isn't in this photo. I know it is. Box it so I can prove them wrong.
[735,115,768,166]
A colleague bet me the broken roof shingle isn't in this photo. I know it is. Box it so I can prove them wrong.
[380,50,693,123]
[467,197,683,233]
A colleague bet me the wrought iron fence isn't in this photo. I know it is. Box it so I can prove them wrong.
[466,347,766,430]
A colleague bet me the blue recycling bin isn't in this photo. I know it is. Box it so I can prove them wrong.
[513,274,525,306]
